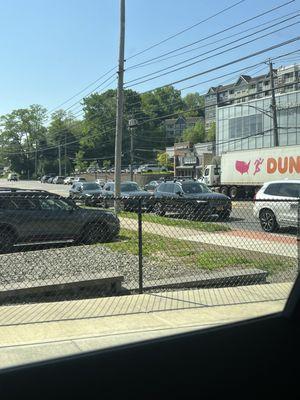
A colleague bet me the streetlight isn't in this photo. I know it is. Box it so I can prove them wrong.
[128,118,138,181]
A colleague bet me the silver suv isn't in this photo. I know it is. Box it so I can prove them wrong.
[253,180,300,232]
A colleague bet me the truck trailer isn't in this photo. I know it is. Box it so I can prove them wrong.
[201,145,300,199]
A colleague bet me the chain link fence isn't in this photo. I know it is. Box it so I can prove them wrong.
[0,191,298,319]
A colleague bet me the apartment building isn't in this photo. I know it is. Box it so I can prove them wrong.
[204,63,300,132]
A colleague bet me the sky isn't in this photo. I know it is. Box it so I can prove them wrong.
[0,0,299,118]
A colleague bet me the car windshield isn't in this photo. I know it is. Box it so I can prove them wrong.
[121,182,141,192]
[182,182,212,194]
[82,183,100,190]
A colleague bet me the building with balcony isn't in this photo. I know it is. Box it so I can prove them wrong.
[205,63,300,134]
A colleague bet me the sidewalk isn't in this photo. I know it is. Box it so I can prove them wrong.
[0,282,292,370]
[120,218,297,258]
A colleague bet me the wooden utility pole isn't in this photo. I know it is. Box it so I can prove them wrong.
[269,59,279,147]
[114,0,125,211]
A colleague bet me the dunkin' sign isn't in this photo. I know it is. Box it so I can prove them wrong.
[235,155,300,176]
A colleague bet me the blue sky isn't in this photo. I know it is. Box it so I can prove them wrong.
[0,0,299,118]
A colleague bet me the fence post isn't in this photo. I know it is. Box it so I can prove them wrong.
[138,197,143,294]
[297,199,300,274]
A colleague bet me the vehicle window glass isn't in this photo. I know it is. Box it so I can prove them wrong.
[204,168,210,176]
[182,182,212,194]
[11,198,39,210]
[157,183,166,192]
[0,198,16,209]
[278,183,300,198]
[174,184,182,193]
[82,183,100,190]
[121,183,140,192]
[39,198,73,211]
[164,183,174,193]
[264,183,281,196]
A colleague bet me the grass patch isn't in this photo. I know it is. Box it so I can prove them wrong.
[102,229,294,275]
[119,211,231,233]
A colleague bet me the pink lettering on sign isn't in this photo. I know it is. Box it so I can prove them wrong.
[235,160,250,175]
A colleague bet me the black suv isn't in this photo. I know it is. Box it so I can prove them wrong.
[0,189,120,252]
[153,179,231,220]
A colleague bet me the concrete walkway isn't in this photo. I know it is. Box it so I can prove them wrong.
[120,218,297,258]
[0,282,293,371]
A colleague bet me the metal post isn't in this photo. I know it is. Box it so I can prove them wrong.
[269,60,279,147]
[138,198,143,294]
[114,0,125,212]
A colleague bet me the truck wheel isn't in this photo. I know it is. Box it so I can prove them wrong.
[220,186,228,196]
[229,186,238,200]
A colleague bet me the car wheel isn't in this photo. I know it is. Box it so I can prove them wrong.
[259,209,278,232]
[0,227,16,253]
[153,202,165,216]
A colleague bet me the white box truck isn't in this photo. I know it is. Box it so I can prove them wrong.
[201,145,300,199]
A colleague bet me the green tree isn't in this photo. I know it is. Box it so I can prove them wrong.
[206,122,216,142]
[47,110,81,175]
[182,93,205,117]
[156,152,172,168]
[182,121,206,144]
[0,105,47,177]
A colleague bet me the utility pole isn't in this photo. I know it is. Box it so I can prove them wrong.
[130,132,134,181]
[64,132,67,176]
[269,59,279,147]
[128,117,138,181]
[114,0,125,212]
[58,144,62,176]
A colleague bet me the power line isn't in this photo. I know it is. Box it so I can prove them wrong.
[126,10,300,71]
[125,0,247,61]
[126,36,300,90]
[125,19,300,86]
[126,0,295,69]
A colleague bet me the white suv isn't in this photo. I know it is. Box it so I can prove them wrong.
[138,164,167,173]
[253,180,300,232]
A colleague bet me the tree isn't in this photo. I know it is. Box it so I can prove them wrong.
[0,105,47,177]
[182,121,206,144]
[206,122,216,142]
[47,110,81,175]
[182,93,205,117]
[156,152,173,169]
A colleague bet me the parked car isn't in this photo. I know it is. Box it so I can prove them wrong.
[144,180,160,192]
[52,176,65,184]
[0,188,120,252]
[138,164,168,173]
[7,173,18,182]
[40,173,55,183]
[47,177,55,184]
[253,180,300,232]
[69,181,103,206]
[95,179,106,188]
[64,176,75,185]
[153,179,232,220]
[100,181,152,211]
[73,177,86,183]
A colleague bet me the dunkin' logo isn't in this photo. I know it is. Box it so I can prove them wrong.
[267,156,300,174]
